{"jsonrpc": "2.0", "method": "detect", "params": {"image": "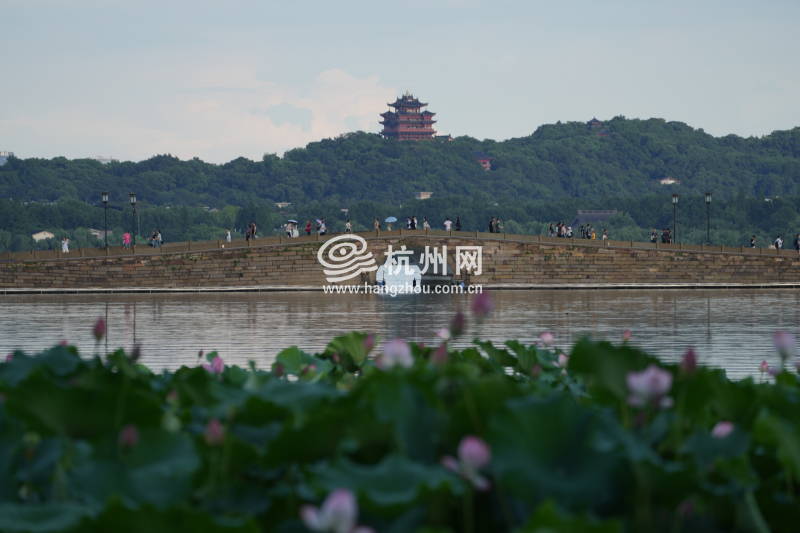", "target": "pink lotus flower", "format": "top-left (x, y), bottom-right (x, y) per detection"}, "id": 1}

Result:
top-left (300, 489), bottom-right (373, 533)
top-left (4, 353), bottom-right (12, 363)
top-left (681, 348), bottom-right (697, 373)
top-left (59, 340), bottom-right (68, 346)
top-left (272, 362), bottom-right (285, 377)
top-left (470, 291), bottom-right (493, 319)
top-left (557, 353), bottom-right (569, 368)
top-left (773, 331), bottom-right (796, 353)
top-left (377, 339), bottom-right (413, 369)
top-left (774, 331), bottom-right (796, 366)
top-left (436, 328), bottom-right (451, 341)
top-left (711, 421), bottom-right (734, 439)
top-left (442, 435), bottom-right (491, 491)
top-left (530, 364), bottom-right (542, 378)
top-left (93, 318), bottom-right (106, 341)
top-left (759, 360), bottom-right (769, 373)
top-left (118, 424), bottom-right (139, 448)
top-left (538, 331), bottom-right (555, 346)
top-left (450, 311), bottom-right (466, 336)
top-left (626, 365), bottom-right (673, 408)
top-left (204, 418), bottom-right (225, 446)
top-left (432, 342), bottom-right (449, 365)
top-left (362, 334), bottom-right (376, 354)
top-left (622, 329), bottom-right (632, 342)
top-left (203, 355), bottom-right (224, 374)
